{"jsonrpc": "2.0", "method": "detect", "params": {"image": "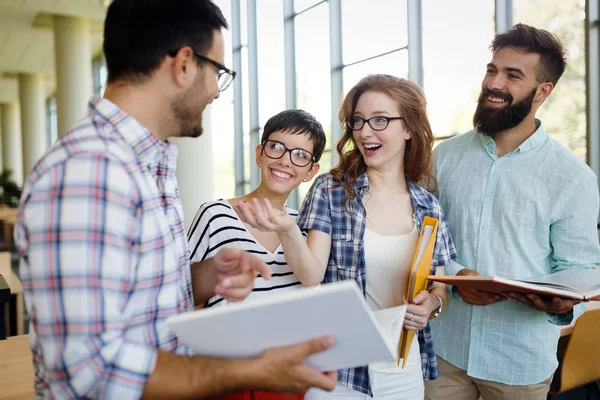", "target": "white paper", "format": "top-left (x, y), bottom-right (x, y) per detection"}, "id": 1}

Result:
top-left (166, 280), bottom-right (397, 371)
